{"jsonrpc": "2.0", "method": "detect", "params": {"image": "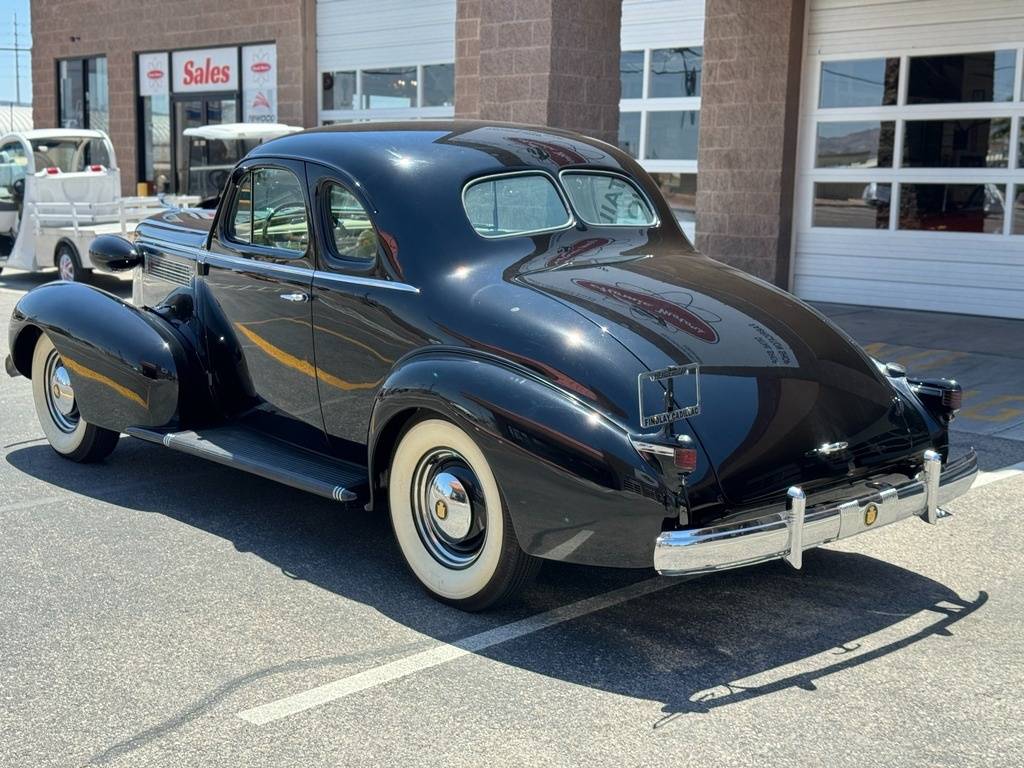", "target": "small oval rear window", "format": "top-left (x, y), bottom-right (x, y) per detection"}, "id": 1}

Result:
top-left (463, 173), bottom-right (572, 238)
top-left (560, 171), bottom-right (657, 226)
